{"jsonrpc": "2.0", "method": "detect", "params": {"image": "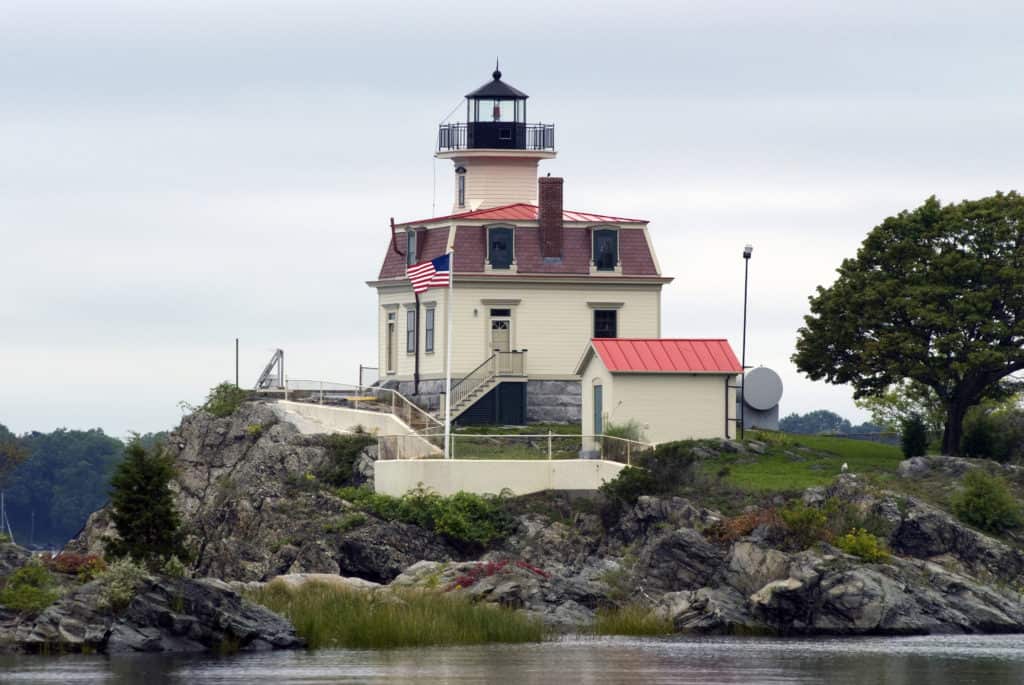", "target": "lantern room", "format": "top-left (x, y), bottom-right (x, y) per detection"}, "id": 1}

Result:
top-left (437, 67), bottom-right (555, 152)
